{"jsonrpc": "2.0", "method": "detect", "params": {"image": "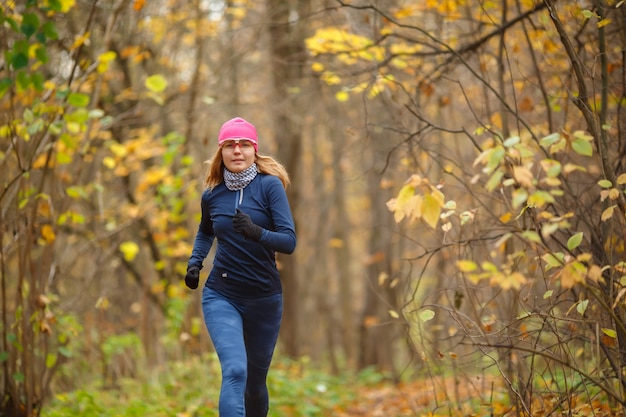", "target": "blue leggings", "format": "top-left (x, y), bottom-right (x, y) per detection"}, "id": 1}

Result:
top-left (201, 287), bottom-right (282, 417)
